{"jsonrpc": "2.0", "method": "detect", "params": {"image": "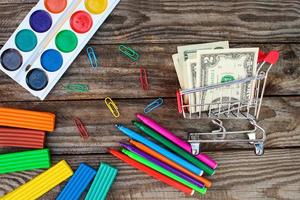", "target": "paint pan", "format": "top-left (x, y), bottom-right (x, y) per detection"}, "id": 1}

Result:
top-left (0, 0), bottom-right (120, 100)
